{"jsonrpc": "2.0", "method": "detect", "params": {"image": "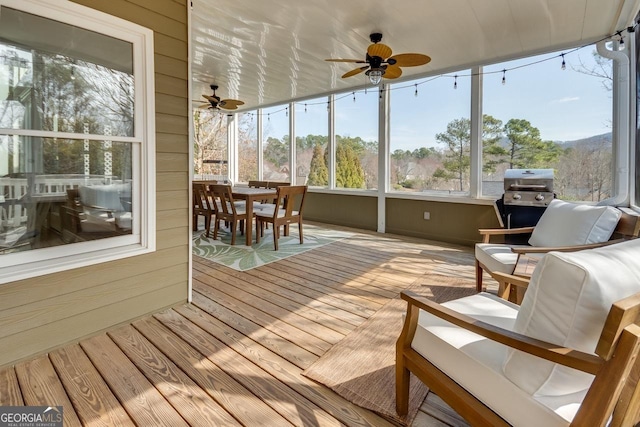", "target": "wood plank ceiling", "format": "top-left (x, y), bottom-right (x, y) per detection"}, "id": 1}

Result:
top-left (190, 0), bottom-right (640, 110)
